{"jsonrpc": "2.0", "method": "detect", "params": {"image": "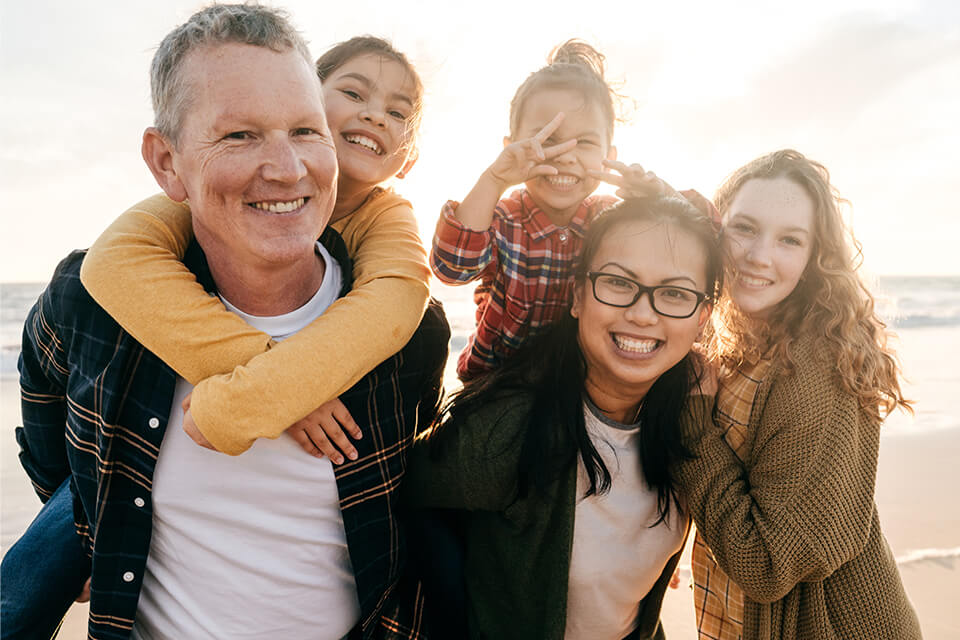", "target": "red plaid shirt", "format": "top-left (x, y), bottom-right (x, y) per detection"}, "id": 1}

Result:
top-left (431, 189), bottom-right (616, 379)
